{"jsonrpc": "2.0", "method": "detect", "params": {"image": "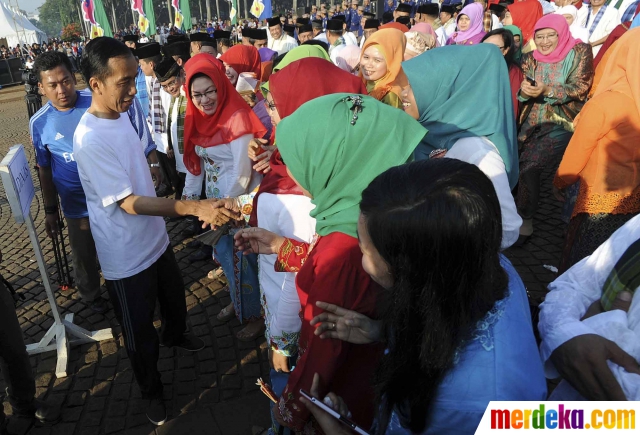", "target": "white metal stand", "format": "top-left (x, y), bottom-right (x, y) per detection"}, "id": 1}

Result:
top-left (1, 145), bottom-right (112, 379)
top-left (23, 213), bottom-right (113, 378)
